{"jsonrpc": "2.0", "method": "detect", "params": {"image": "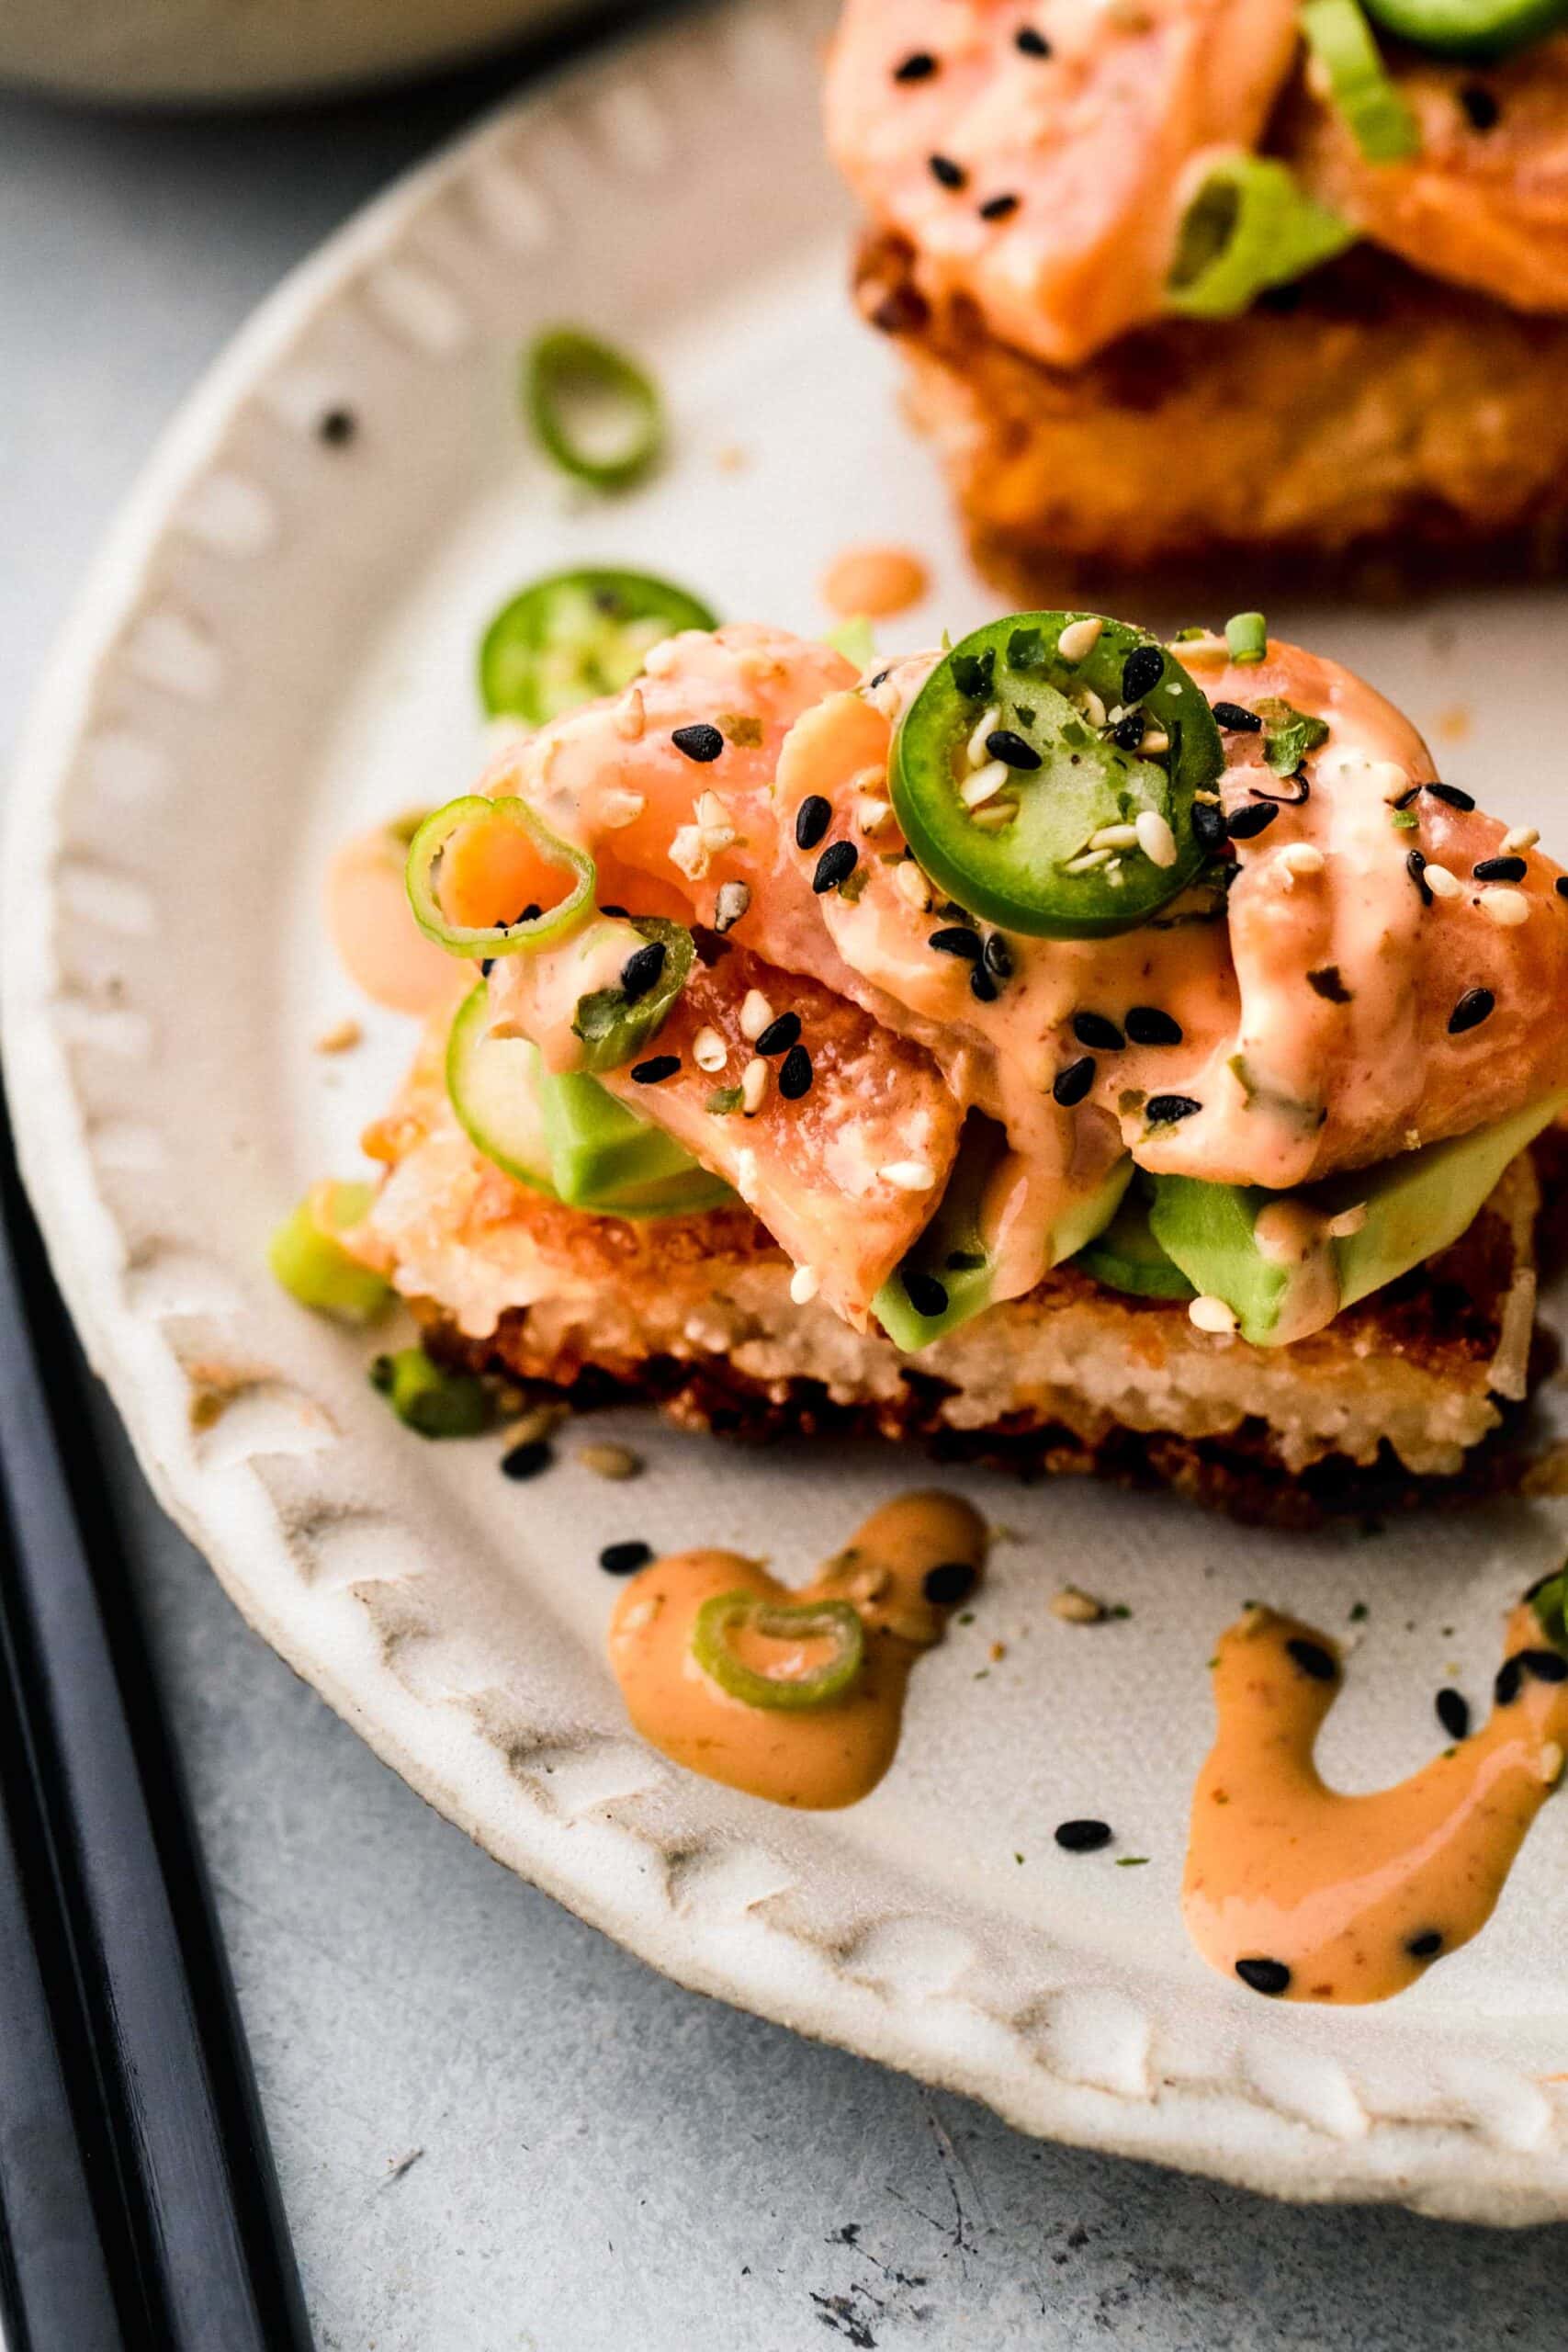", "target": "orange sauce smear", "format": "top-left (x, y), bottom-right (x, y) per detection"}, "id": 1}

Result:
top-left (819, 544), bottom-right (929, 621)
top-left (327, 821), bottom-right (458, 1016)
